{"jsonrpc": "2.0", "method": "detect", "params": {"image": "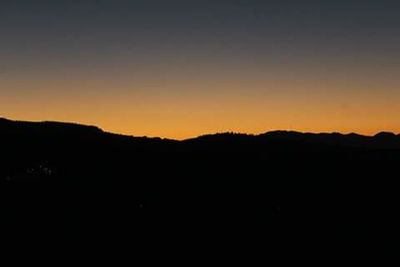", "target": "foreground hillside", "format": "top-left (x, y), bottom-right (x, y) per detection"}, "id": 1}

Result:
top-left (1, 118), bottom-right (398, 246)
